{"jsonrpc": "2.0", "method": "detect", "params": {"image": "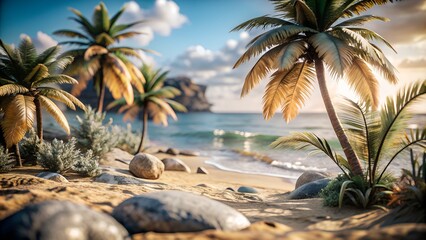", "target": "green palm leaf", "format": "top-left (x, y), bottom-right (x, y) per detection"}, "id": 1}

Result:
top-left (231, 15), bottom-right (295, 31)
top-left (334, 15), bottom-right (388, 27)
top-left (32, 74), bottom-right (78, 87)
